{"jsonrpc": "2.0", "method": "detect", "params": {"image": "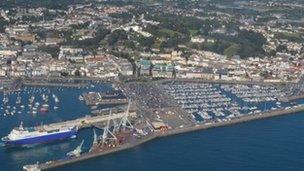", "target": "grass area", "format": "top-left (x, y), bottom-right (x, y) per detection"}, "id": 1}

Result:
top-left (158, 28), bottom-right (182, 38)
top-left (189, 29), bottom-right (199, 36)
top-left (276, 32), bottom-right (303, 43)
top-left (224, 44), bottom-right (240, 58)
top-left (203, 41), bottom-right (216, 48)
top-left (152, 39), bottom-right (163, 49)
